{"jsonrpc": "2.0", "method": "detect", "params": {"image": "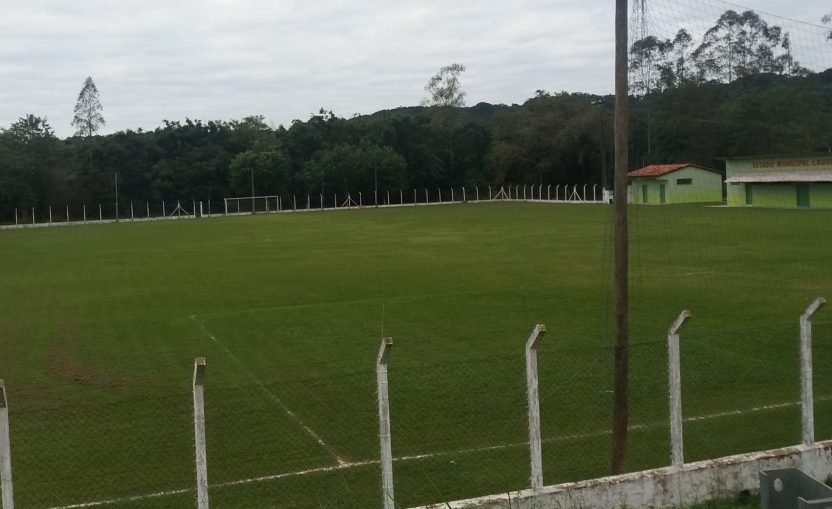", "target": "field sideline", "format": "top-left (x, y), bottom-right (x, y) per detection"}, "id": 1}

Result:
top-left (0, 202), bottom-right (830, 509)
